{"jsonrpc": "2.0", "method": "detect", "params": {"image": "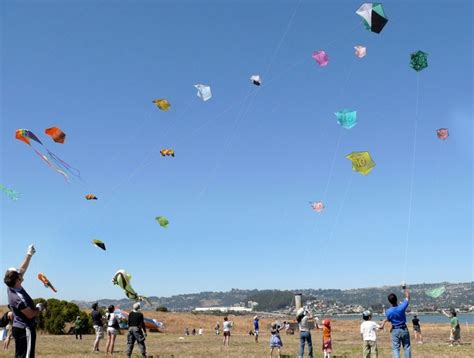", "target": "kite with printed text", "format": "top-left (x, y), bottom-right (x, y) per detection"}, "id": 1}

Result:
top-left (335, 110), bottom-right (358, 129)
top-left (15, 129), bottom-right (80, 181)
top-left (346, 151), bottom-right (375, 175)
